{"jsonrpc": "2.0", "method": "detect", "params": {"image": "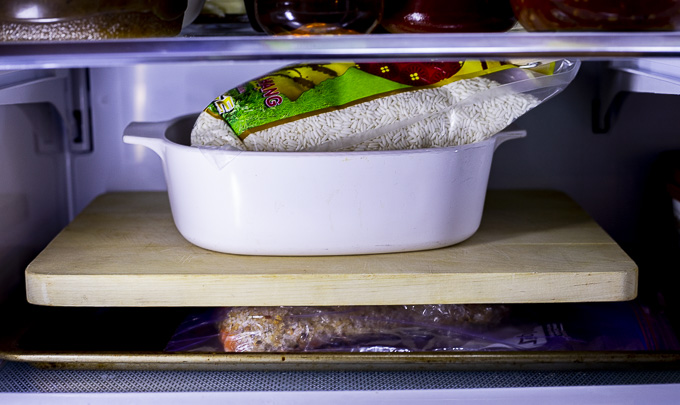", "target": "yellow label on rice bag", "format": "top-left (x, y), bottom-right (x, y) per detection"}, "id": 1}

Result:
top-left (203, 61), bottom-right (549, 140)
